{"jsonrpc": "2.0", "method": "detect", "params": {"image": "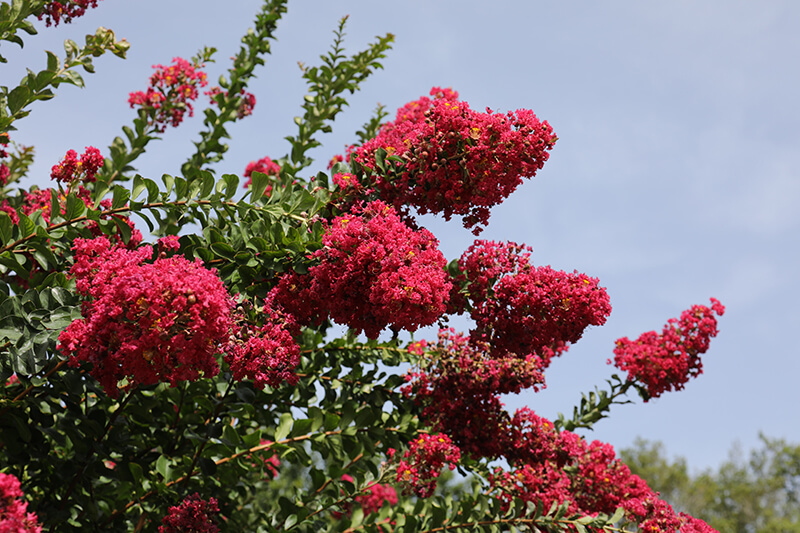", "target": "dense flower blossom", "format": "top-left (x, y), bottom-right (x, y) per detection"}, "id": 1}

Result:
top-left (392, 433), bottom-right (460, 498)
top-left (128, 57), bottom-right (208, 132)
top-left (456, 240), bottom-right (611, 369)
top-left (242, 156), bottom-right (280, 191)
top-left (0, 473), bottom-right (41, 533)
top-left (50, 147), bottom-right (104, 184)
top-left (159, 493), bottom-right (220, 533)
top-left (611, 299), bottom-right (725, 399)
top-left (353, 87), bottom-right (557, 232)
top-left (206, 87), bottom-right (256, 119)
top-left (404, 329), bottom-right (543, 458)
top-left (224, 304), bottom-right (301, 390)
top-left (37, 0), bottom-right (100, 26)
top-left (487, 411), bottom-right (719, 532)
top-left (271, 200), bottom-right (451, 338)
top-left (58, 236), bottom-right (233, 397)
